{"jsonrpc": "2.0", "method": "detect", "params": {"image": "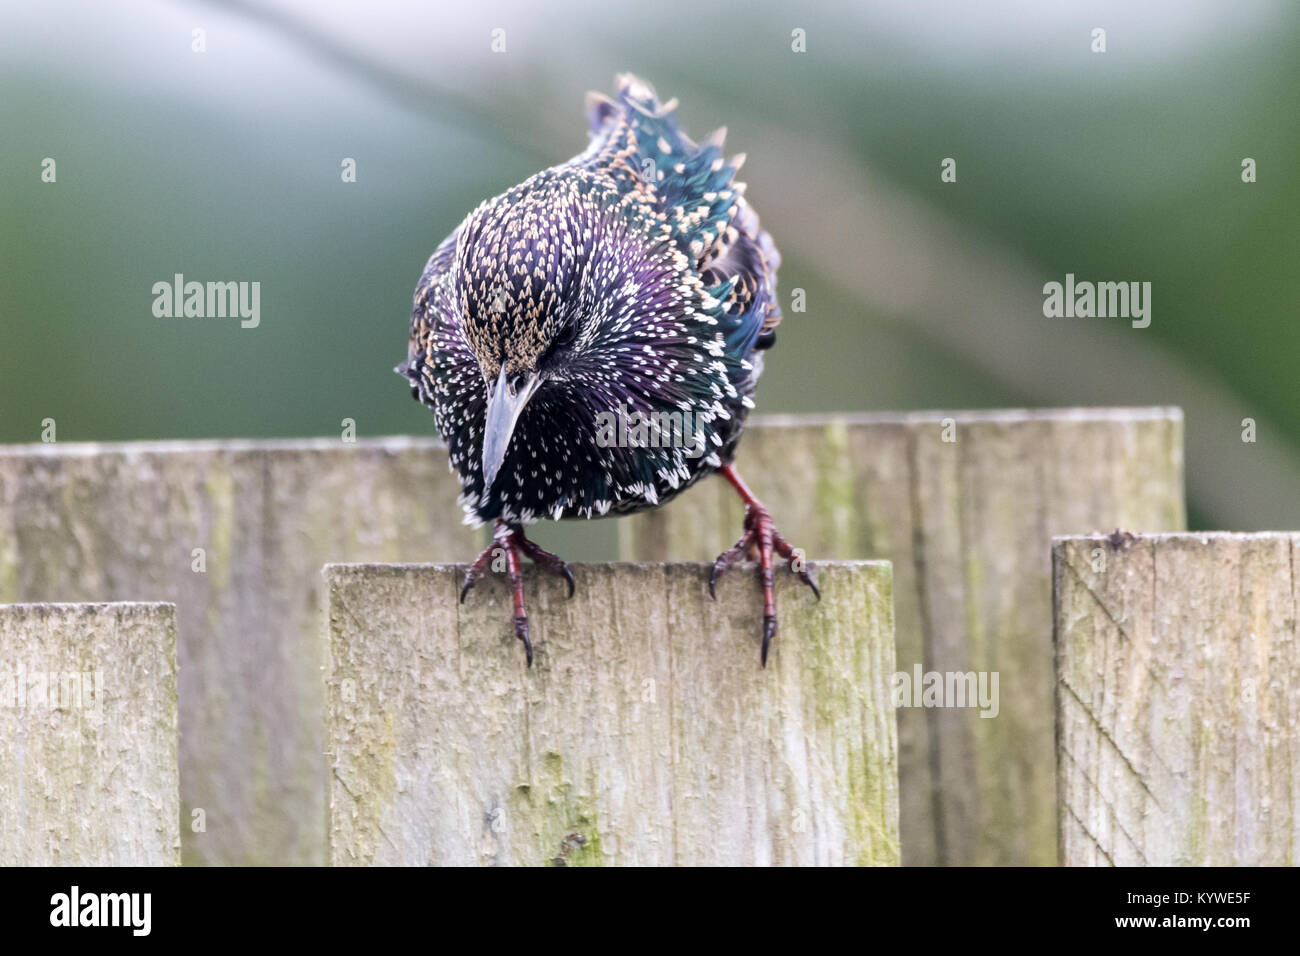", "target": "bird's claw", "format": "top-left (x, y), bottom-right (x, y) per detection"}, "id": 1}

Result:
top-left (709, 532), bottom-right (750, 600)
top-left (459, 520), bottom-right (575, 665)
top-left (459, 547), bottom-right (496, 603)
top-left (799, 571), bottom-right (821, 602)
top-left (762, 613), bottom-right (777, 667)
top-left (514, 614), bottom-right (533, 667)
top-left (709, 498), bottom-right (818, 666)
top-left (517, 535), bottom-right (575, 598)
